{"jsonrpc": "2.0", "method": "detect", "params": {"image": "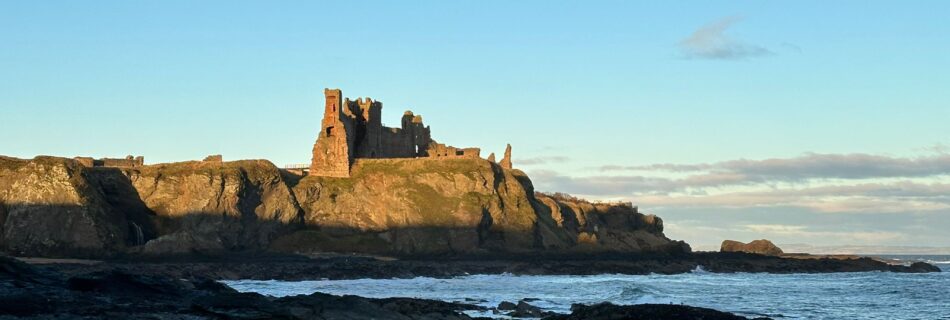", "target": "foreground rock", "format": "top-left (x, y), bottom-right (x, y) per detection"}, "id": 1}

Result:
top-left (494, 300), bottom-right (556, 318)
top-left (0, 255), bottom-right (480, 319)
top-left (547, 302), bottom-right (770, 320)
top-left (3, 255), bottom-right (784, 320)
top-left (721, 239), bottom-right (784, 256)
